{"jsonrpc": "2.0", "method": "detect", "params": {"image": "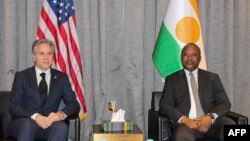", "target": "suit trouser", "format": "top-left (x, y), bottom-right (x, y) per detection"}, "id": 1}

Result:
top-left (7, 118), bottom-right (68, 141)
top-left (173, 116), bottom-right (236, 141)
